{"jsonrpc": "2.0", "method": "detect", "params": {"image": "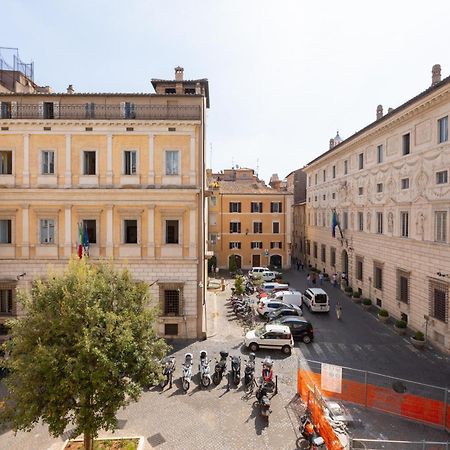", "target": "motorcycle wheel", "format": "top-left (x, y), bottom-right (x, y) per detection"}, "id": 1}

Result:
top-left (201, 376), bottom-right (211, 388)
top-left (182, 379), bottom-right (190, 392)
top-left (245, 381), bottom-right (254, 394)
top-left (295, 437), bottom-right (311, 450)
top-left (212, 372), bottom-right (221, 385)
